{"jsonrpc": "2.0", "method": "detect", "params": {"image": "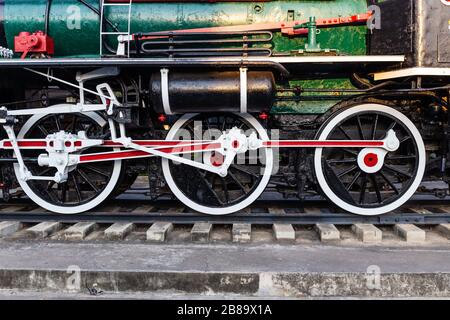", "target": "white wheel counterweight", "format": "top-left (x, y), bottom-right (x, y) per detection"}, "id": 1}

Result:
top-left (14, 111), bottom-right (122, 214)
top-left (314, 104), bottom-right (426, 216)
top-left (162, 113), bottom-right (274, 215)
